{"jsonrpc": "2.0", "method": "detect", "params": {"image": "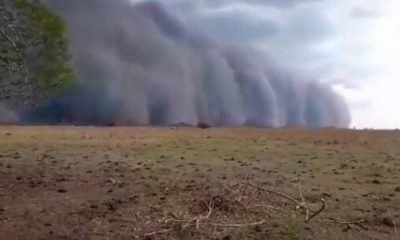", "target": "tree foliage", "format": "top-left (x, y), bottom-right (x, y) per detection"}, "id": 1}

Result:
top-left (12, 0), bottom-right (74, 97)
